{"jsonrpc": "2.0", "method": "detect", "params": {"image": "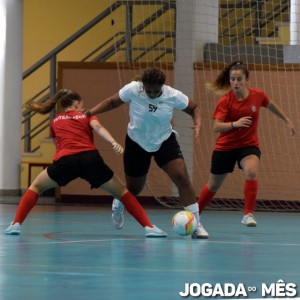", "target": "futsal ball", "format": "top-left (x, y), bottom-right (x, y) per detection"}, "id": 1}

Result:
top-left (172, 211), bottom-right (197, 236)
